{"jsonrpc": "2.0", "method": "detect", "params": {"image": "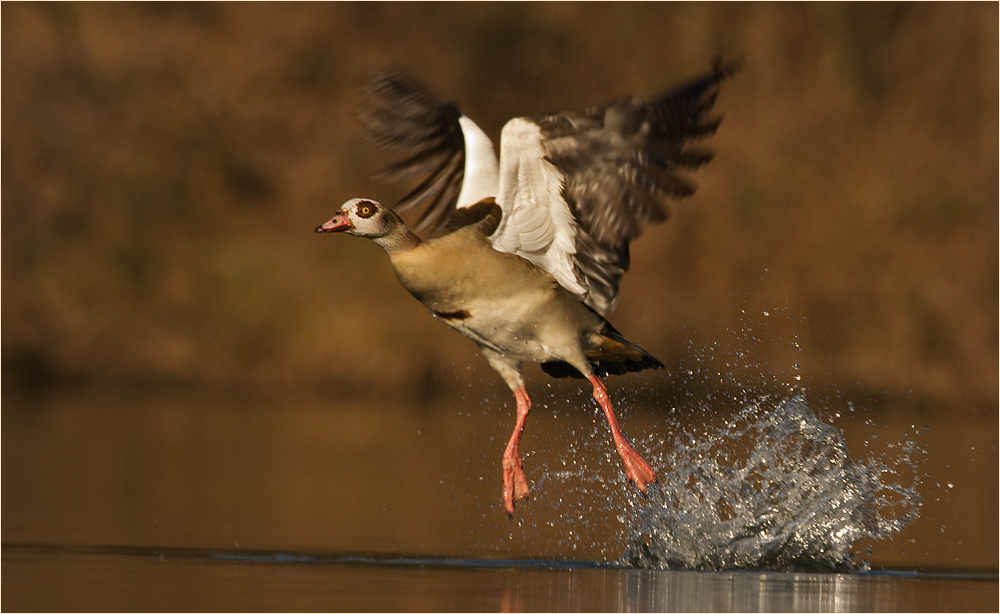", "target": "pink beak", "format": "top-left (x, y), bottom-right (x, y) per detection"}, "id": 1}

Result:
top-left (315, 212), bottom-right (352, 233)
